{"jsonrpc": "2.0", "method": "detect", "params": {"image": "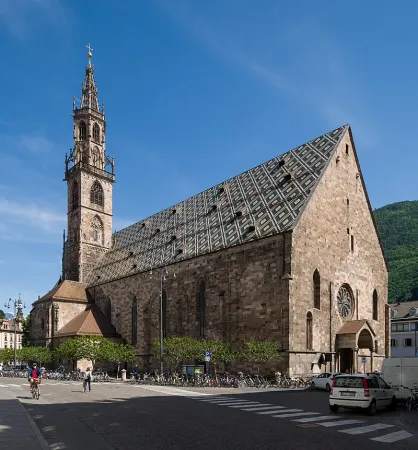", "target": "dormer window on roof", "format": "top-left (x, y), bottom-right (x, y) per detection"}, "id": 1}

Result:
top-left (218, 187), bottom-right (225, 194)
top-left (211, 204), bottom-right (218, 212)
top-left (408, 307), bottom-right (418, 317)
top-left (155, 228), bottom-right (161, 233)
top-left (247, 225), bottom-right (256, 233)
top-left (235, 211), bottom-right (243, 218)
top-left (284, 174), bottom-right (292, 182)
top-left (278, 159), bottom-right (285, 167)
top-left (171, 235), bottom-right (177, 241)
top-left (172, 209), bottom-right (176, 215)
